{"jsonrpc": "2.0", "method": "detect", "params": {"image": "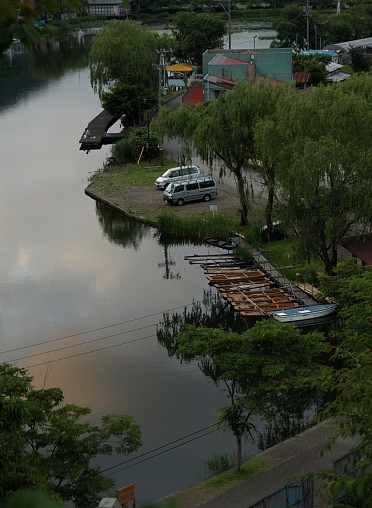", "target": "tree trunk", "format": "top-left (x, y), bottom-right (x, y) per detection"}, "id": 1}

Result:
top-left (234, 167), bottom-right (249, 226)
top-left (265, 186), bottom-right (275, 241)
top-left (236, 435), bottom-right (243, 473)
